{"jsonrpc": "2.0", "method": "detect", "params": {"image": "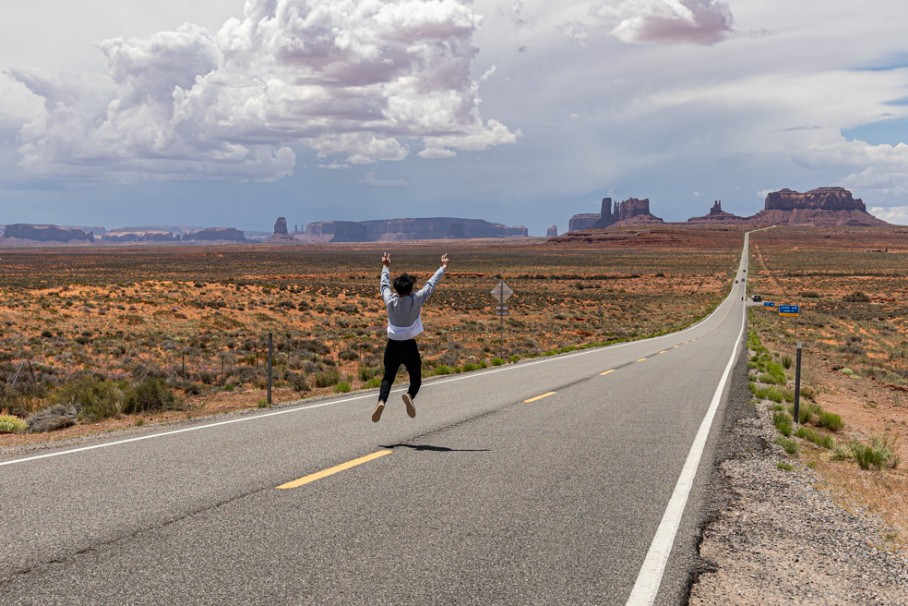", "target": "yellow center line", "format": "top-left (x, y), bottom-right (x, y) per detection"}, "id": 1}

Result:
top-left (658, 350), bottom-right (668, 354)
top-left (277, 449), bottom-right (393, 490)
top-left (637, 358), bottom-right (648, 363)
top-left (523, 391), bottom-right (557, 403)
top-left (600, 369), bottom-right (616, 376)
